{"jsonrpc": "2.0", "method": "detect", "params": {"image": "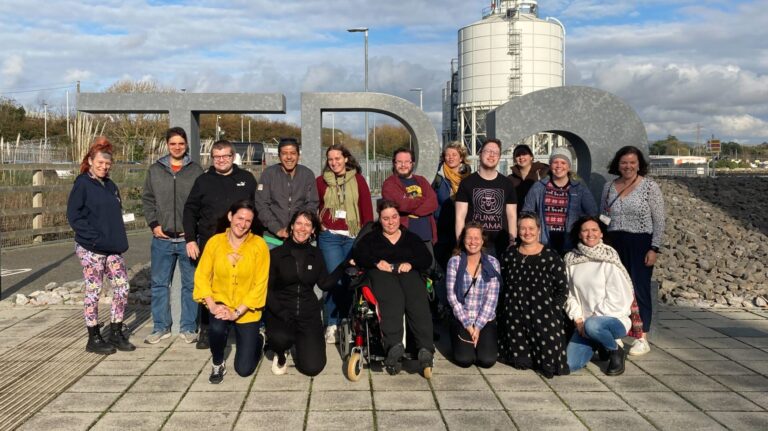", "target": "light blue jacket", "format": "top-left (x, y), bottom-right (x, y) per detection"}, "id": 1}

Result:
top-left (522, 177), bottom-right (598, 251)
